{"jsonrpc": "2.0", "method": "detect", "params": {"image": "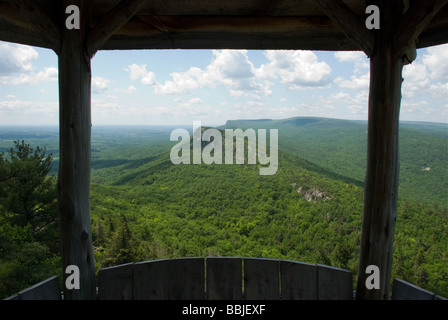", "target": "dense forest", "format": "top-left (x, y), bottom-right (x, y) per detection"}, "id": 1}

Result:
top-left (0, 117), bottom-right (447, 298)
